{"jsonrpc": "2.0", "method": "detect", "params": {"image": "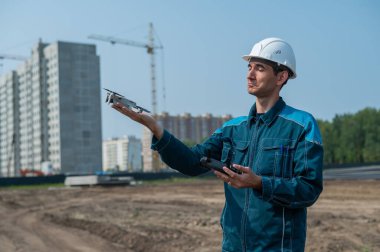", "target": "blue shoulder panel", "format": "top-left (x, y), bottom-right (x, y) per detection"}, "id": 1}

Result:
top-left (214, 116), bottom-right (248, 134)
top-left (279, 106), bottom-right (323, 145)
